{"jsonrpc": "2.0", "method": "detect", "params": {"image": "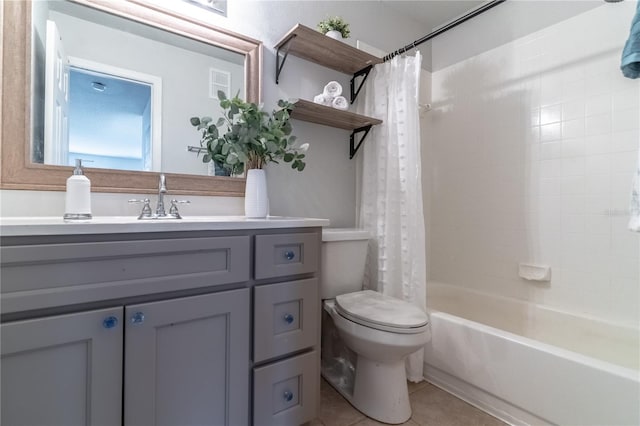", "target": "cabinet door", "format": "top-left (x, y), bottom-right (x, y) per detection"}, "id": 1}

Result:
top-left (124, 288), bottom-right (250, 426)
top-left (1, 307), bottom-right (123, 426)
